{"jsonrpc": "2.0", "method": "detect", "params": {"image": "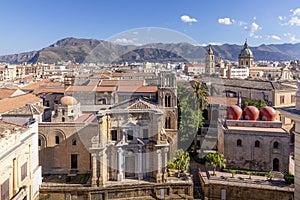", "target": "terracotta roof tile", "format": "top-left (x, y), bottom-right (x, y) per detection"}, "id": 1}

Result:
top-left (95, 86), bottom-right (116, 92)
top-left (207, 96), bottom-right (238, 107)
top-left (100, 80), bottom-right (144, 87)
top-left (117, 85), bottom-right (157, 93)
top-left (0, 88), bottom-right (18, 99)
top-left (20, 79), bottom-right (62, 91)
top-left (65, 86), bottom-right (96, 92)
top-left (33, 87), bottom-right (65, 94)
top-left (0, 94), bottom-right (42, 114)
